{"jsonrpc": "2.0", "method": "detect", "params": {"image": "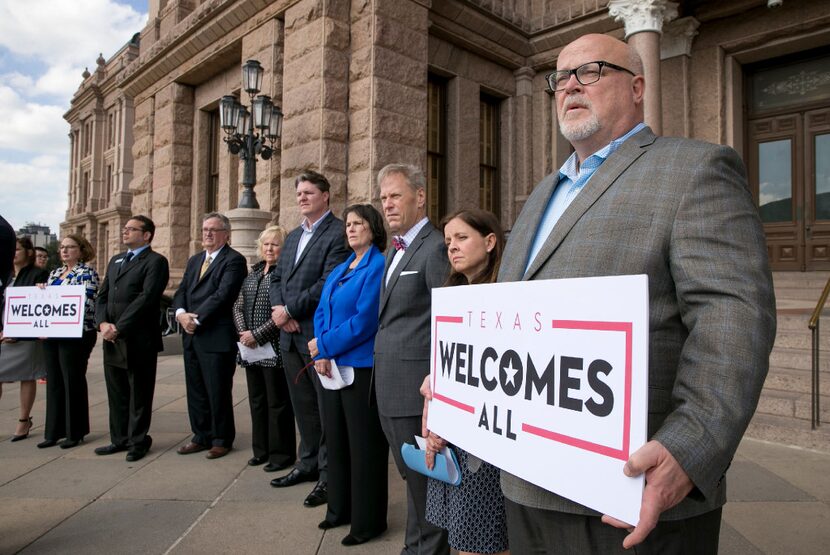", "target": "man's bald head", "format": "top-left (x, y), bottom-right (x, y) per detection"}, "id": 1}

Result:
top-left (554, 34), bottom-right (645, 160)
